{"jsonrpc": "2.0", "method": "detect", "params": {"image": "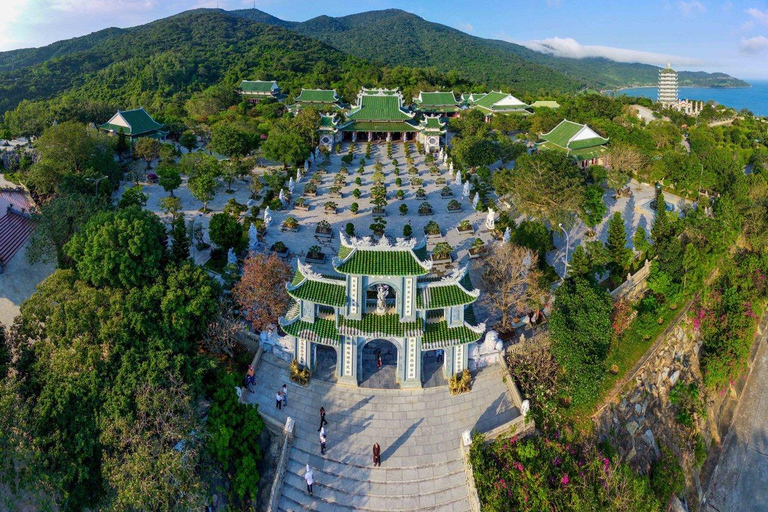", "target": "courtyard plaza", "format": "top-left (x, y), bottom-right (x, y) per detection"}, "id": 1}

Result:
top-left (244, 351), bottom-right (520, 511)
